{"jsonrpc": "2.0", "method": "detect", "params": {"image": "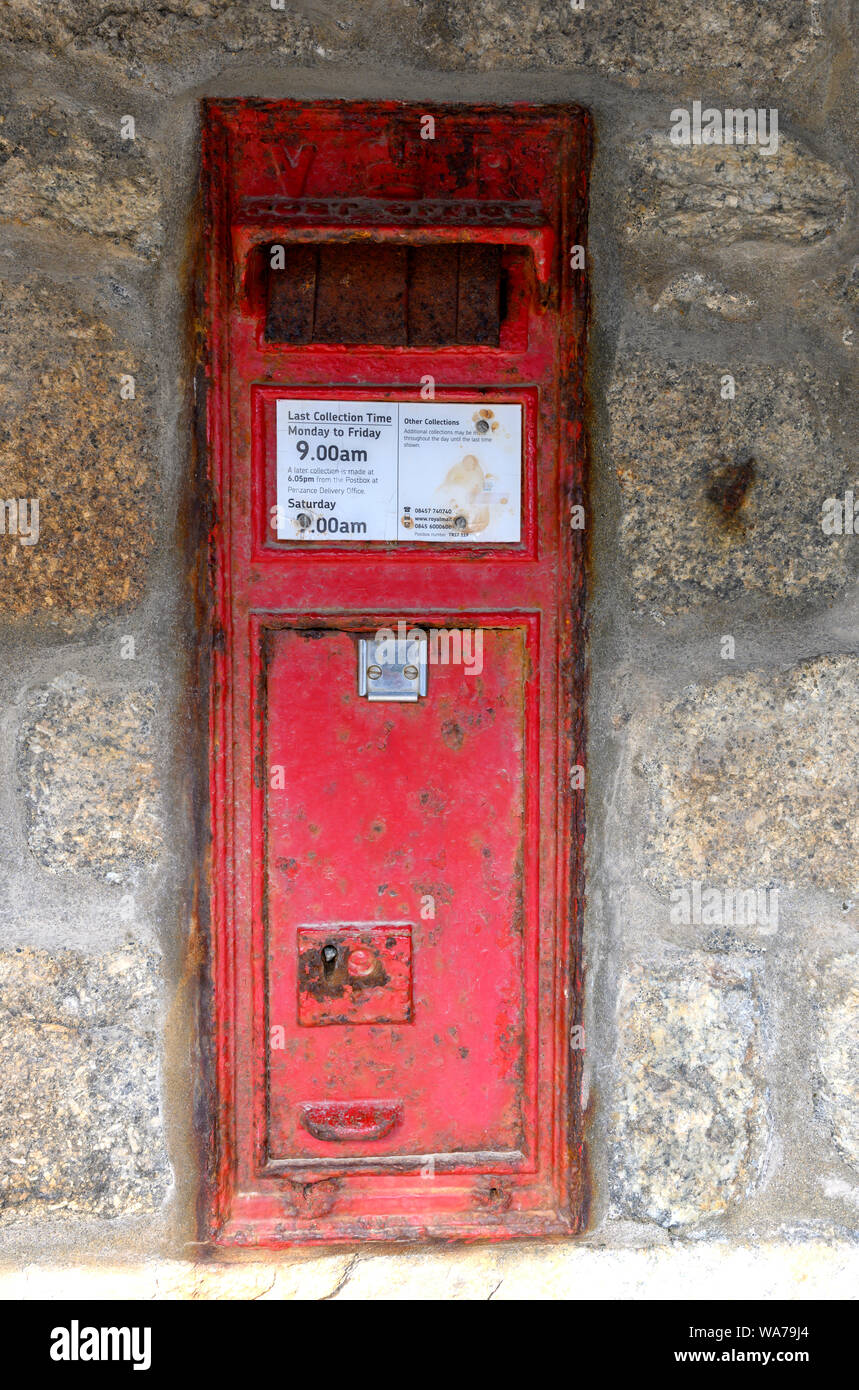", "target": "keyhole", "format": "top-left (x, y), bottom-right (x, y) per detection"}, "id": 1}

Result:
top-left (321, 944), bottom-right (338, 976)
